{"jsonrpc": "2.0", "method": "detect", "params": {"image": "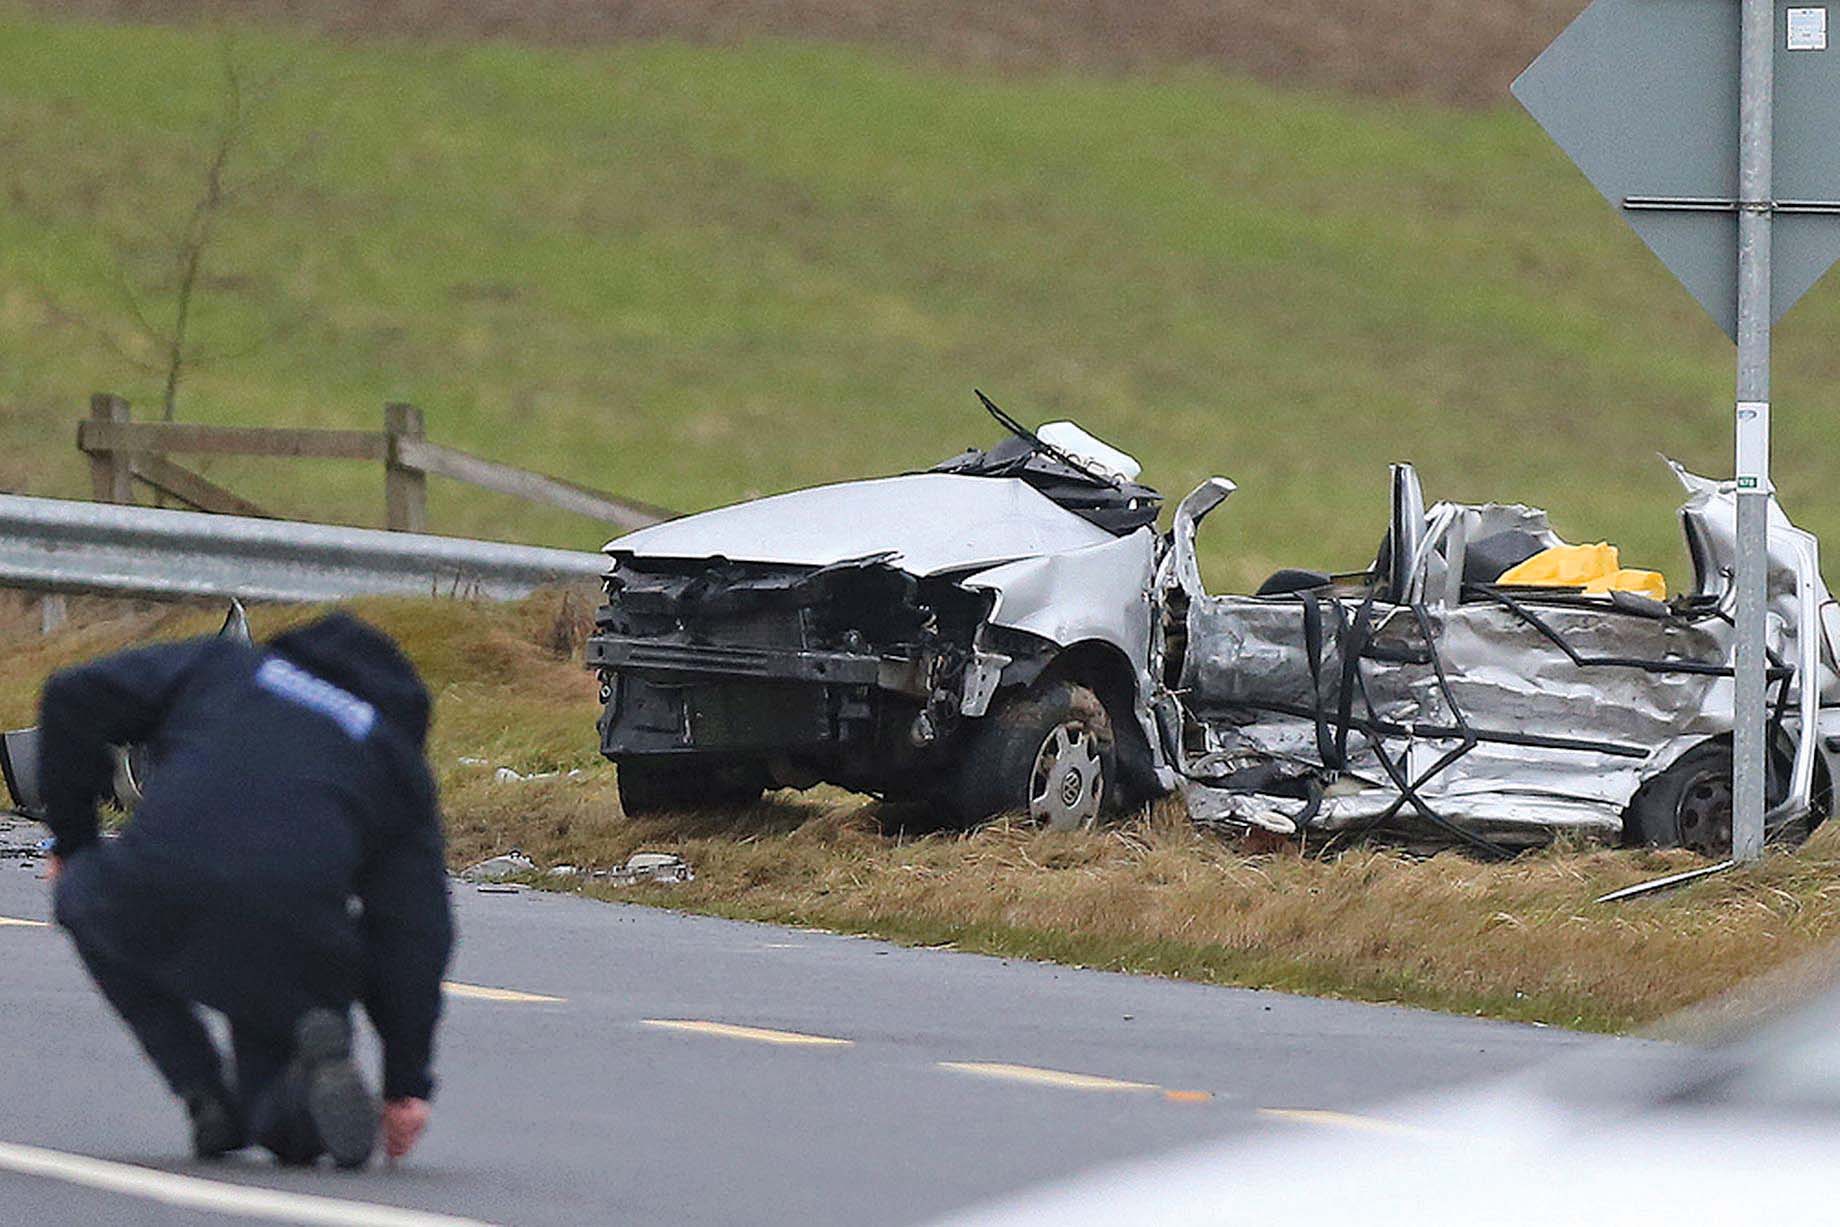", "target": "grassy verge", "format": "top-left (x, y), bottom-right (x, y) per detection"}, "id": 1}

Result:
top-left (7, 592), bottom-right (1840, 1034)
